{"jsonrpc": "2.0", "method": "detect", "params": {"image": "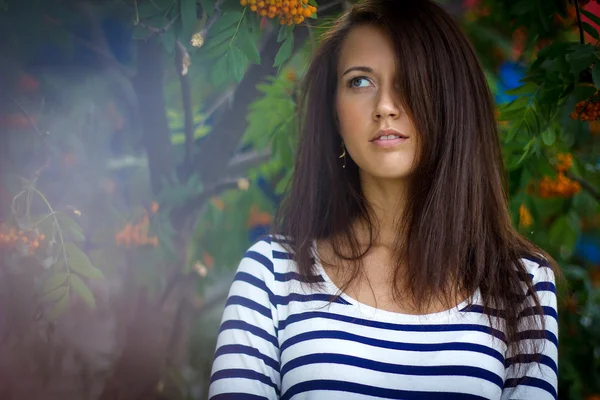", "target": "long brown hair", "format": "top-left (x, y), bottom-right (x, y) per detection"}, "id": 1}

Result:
top-left (275, 0), bottom-right (558, 363)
